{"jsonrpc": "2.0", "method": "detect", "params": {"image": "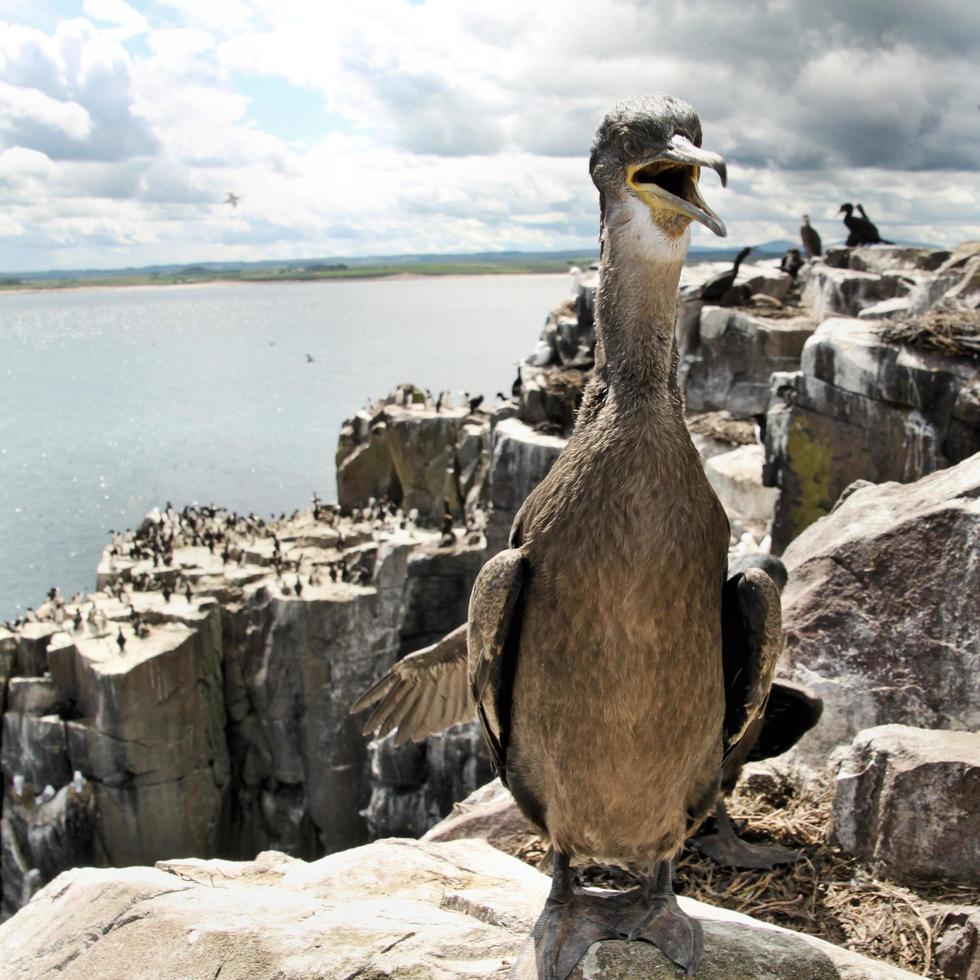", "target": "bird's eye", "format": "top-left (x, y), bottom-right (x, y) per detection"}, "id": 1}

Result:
top-left (622, 136), bottom-right (638, 158)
